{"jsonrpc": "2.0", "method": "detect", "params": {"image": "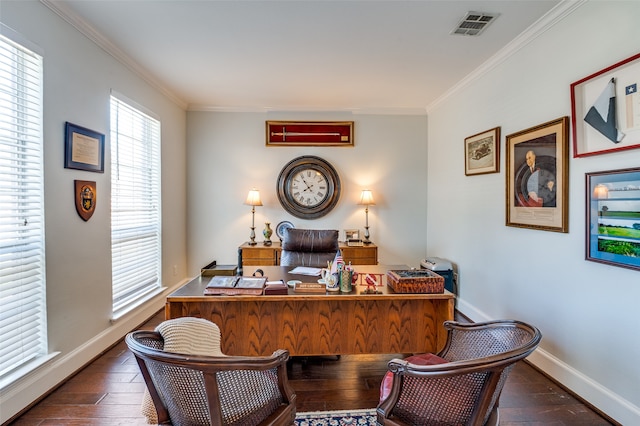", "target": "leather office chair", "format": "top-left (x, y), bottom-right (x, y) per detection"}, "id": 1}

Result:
top-left (126, 317), bottom-right (296, 426)
top-left (377, 319), bottom-right (542, 426)
top-left (280, 228), bottom-right (339, 267)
